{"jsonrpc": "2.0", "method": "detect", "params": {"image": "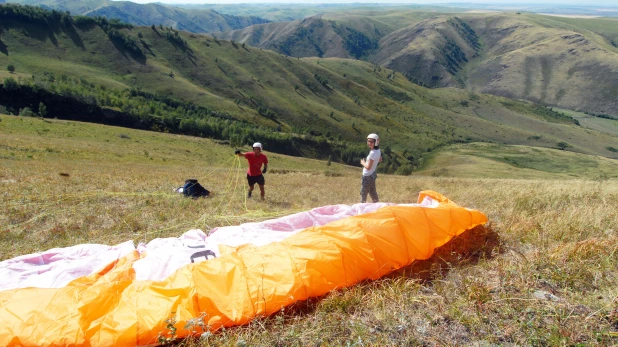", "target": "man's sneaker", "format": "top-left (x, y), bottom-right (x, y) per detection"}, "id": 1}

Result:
top-left (247, 191), bottom-right (252, 198)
